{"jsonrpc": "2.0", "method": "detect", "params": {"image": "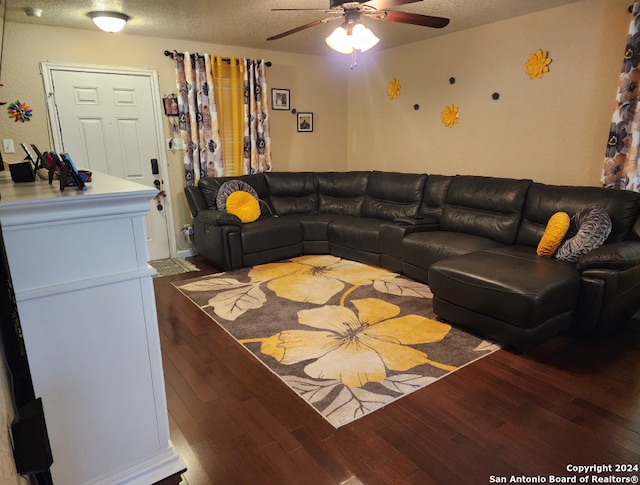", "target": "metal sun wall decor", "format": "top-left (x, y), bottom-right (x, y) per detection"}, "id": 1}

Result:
top-left (8, 100), bottom-right (32, 122)
top-left (387, 78), bottom-right (401, 100)
top-left (441, 104), bottom-right (460, 128)
top-left (381, 45), bottom-right (551, 129)
top-left (526, 49), bottom-right (552, 79)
